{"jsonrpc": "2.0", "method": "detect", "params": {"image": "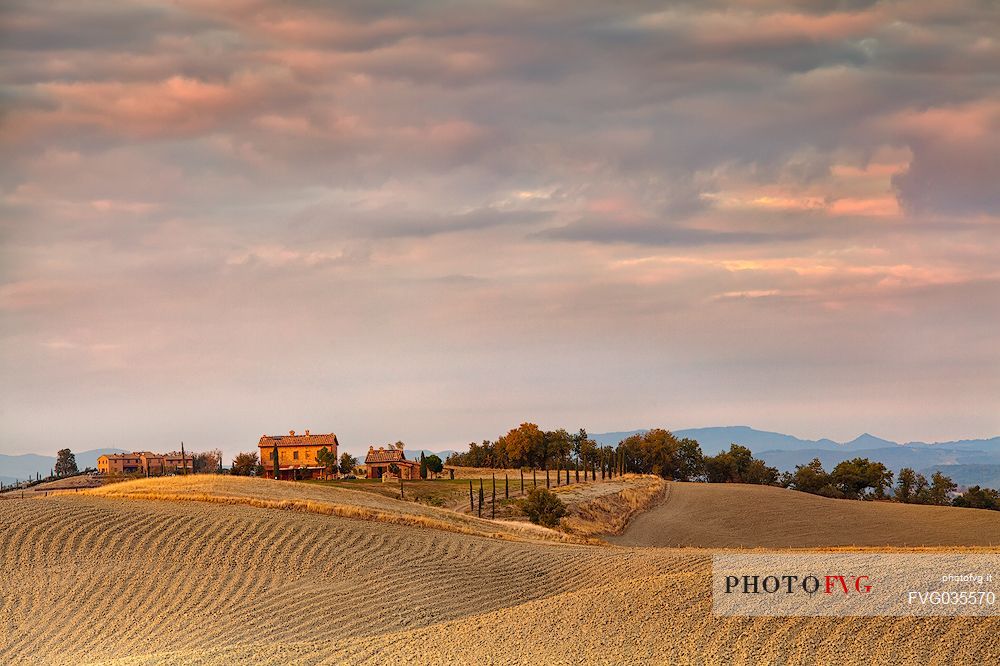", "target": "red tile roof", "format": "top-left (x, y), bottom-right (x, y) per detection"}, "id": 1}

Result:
top-left (365, 447), bottom-right (408, 464)
top-left (259, 432), bottom-right (338, 448)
